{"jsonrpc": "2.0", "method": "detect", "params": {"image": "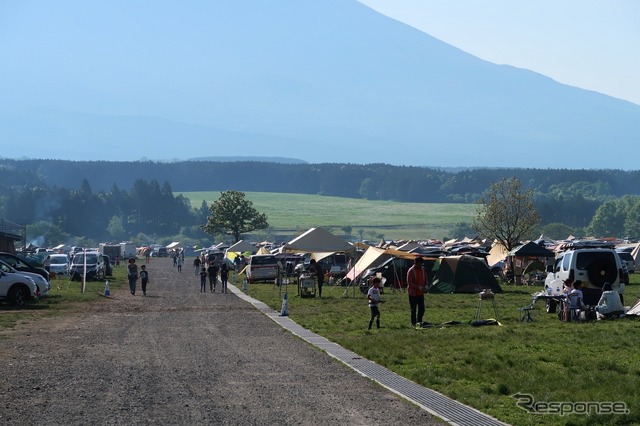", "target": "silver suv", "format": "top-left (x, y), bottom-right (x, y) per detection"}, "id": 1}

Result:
top-left (545, 244), bottom-right (628, 306)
